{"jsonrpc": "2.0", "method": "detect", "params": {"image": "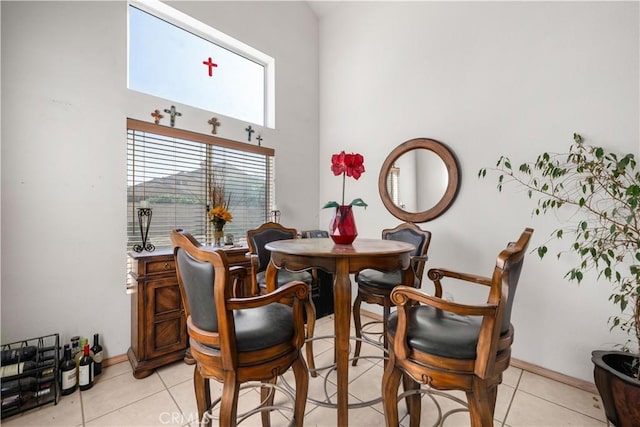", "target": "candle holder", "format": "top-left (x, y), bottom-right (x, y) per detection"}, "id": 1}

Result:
top-left (133, 208), bottom-right (155, 252)
top-left (270, 209), bottom-right (281, 224)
